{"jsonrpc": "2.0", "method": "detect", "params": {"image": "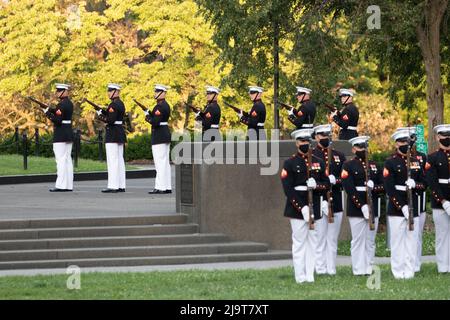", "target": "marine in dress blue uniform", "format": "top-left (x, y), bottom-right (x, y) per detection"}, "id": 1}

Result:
top-left (280, 128), bottom-right (330, 283)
